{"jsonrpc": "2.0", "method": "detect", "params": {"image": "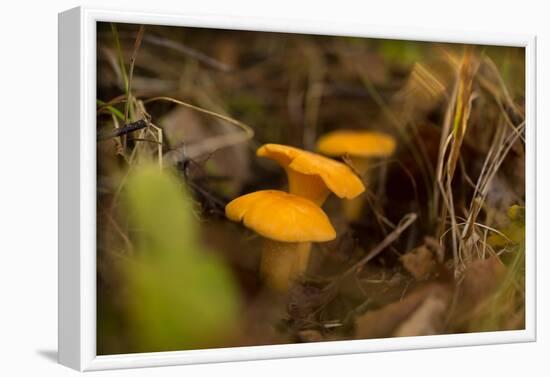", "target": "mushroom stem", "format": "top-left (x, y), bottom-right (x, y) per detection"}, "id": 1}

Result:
top-left (344, 157), bottom-right (369, 220)
top-left (260, 240), bottom-right (312, 292)
top-left (286, 169), bottom-right (330, 206)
